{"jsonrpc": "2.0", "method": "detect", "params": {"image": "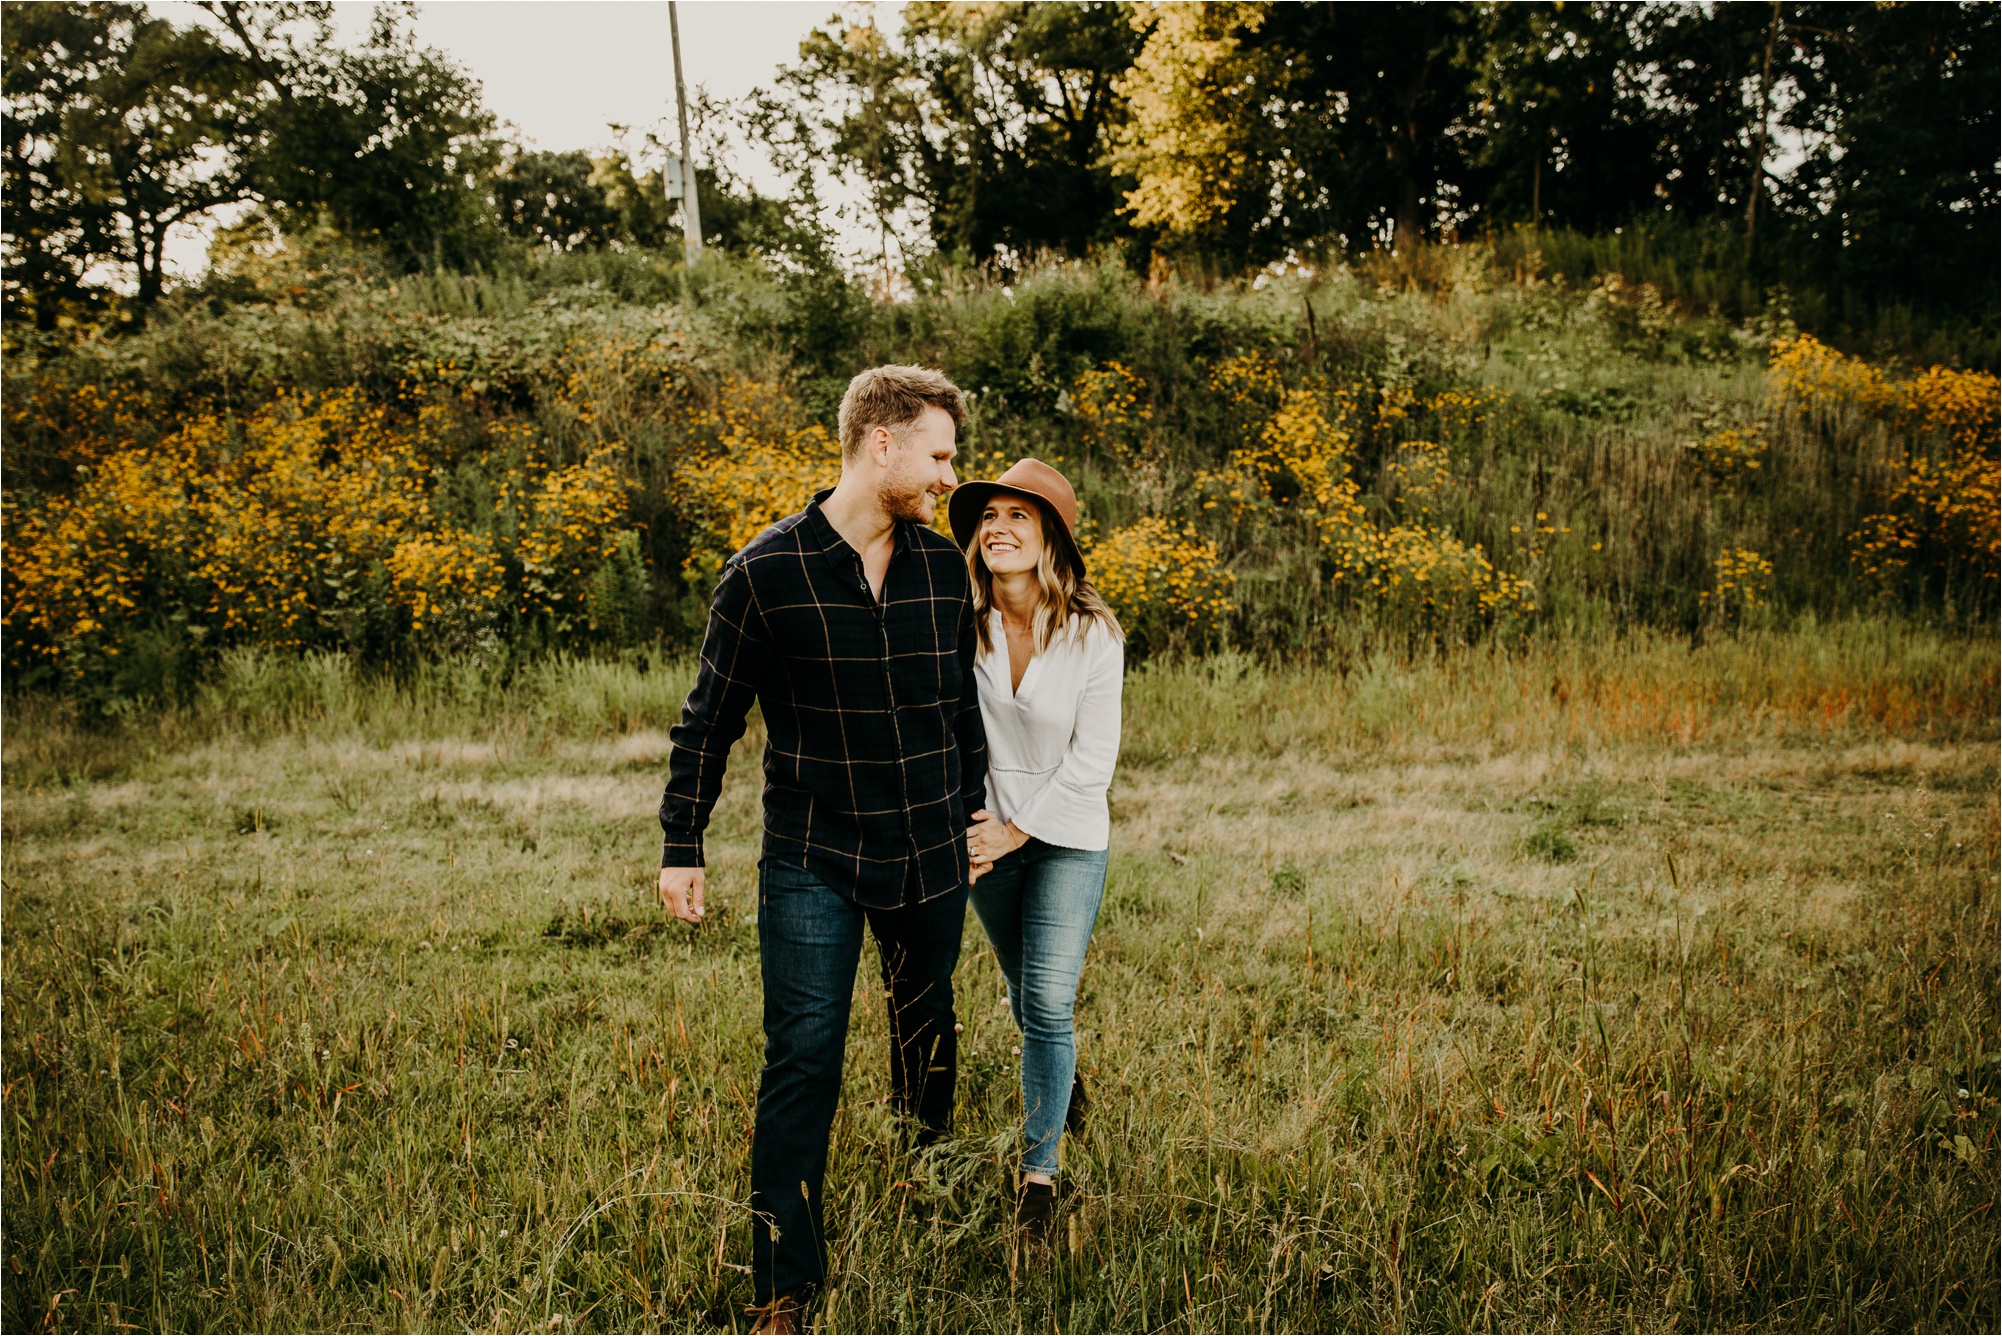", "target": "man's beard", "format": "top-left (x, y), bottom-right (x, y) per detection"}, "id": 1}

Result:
top-left (880, 476), bottom-right (938, 524)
